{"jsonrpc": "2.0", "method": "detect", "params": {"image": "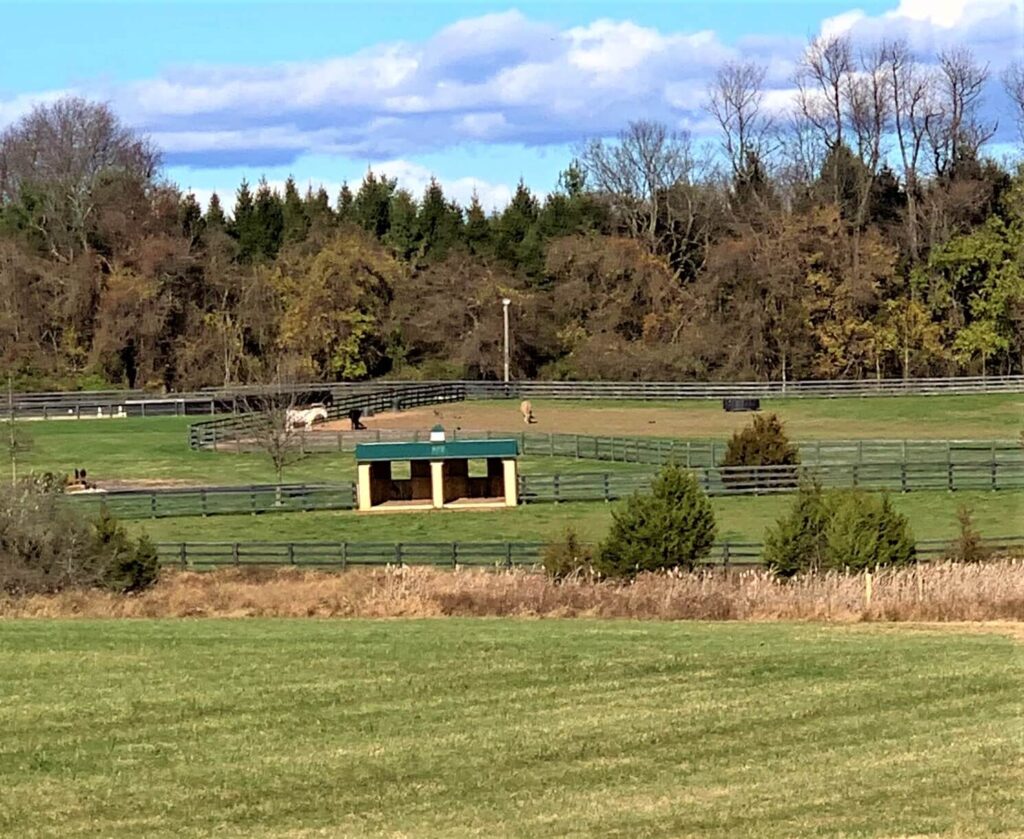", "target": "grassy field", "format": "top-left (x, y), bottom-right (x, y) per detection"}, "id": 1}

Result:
top-left (125, 489), bottom-right (1024, 544)
top-left (14, 392), bottom-right (1023, 487)
top-left (0, 620), bottom-right (1020, 838)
